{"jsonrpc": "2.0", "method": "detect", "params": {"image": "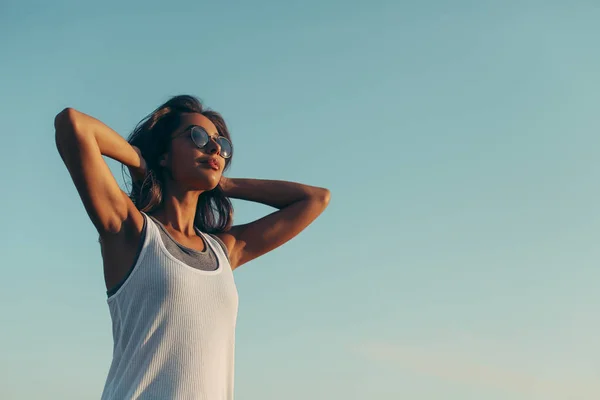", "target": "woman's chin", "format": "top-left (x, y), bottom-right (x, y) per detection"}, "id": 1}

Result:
top-left (193, 172), bottom-right (221, 191)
